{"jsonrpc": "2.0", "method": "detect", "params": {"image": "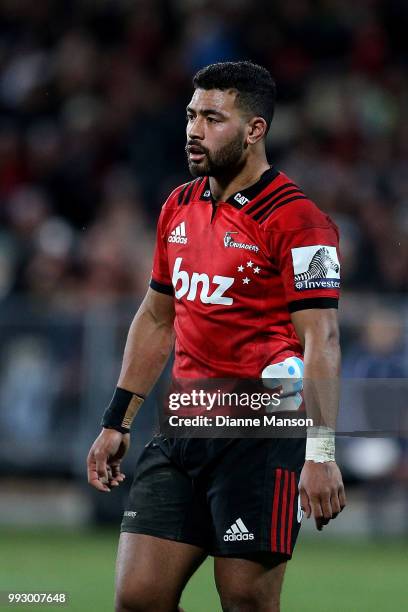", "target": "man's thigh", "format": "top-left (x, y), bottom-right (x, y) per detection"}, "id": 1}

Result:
top-left (214, 553), bottom-right (287, 612)
top-left (208, 438), bottom-right (305, 557)
top-left (121, 438), bottom-right (212, 548)
top-left (115, 533), bottom-right (206, 612)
